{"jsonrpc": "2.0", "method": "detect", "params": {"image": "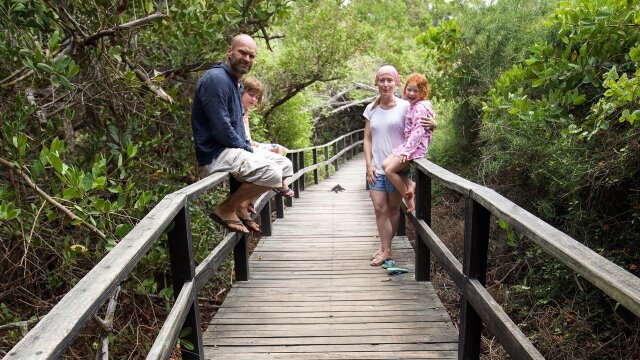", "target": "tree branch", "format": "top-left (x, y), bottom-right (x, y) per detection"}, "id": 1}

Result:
top-left (0, 157), bottom-right (107, 240)
top-left (263, 76), bottom-right (340, 120)
top-left (94, 287), bottom-right (120, 360)
top-left (25, 88), bottom-right (49, 127)
top-left (123, 54), bottom-right (174, 103)
top-left (84, 13), bottom-right (166, 46)
top-left (0, 318), bottom-right (40, 336)
top-left (1, 42), bottom-right (73, 89)
top-left (328, 96), bottom-right (375, 115)
top-left (159, 62), bottom-right (216, 80)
